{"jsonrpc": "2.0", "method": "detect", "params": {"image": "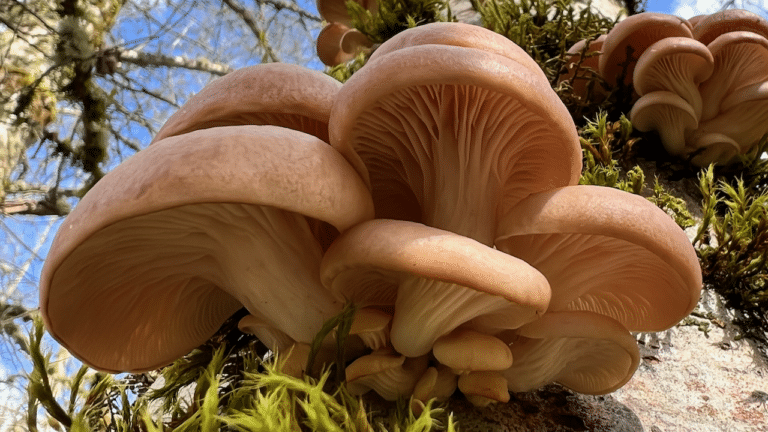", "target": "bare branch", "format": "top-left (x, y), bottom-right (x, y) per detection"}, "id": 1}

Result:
top-left (221, 0), bottom-right (282, 62)
top-left (116, 49), bottom-right (233, 76)
top-left (256, 0), bottom-right (322, 22)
